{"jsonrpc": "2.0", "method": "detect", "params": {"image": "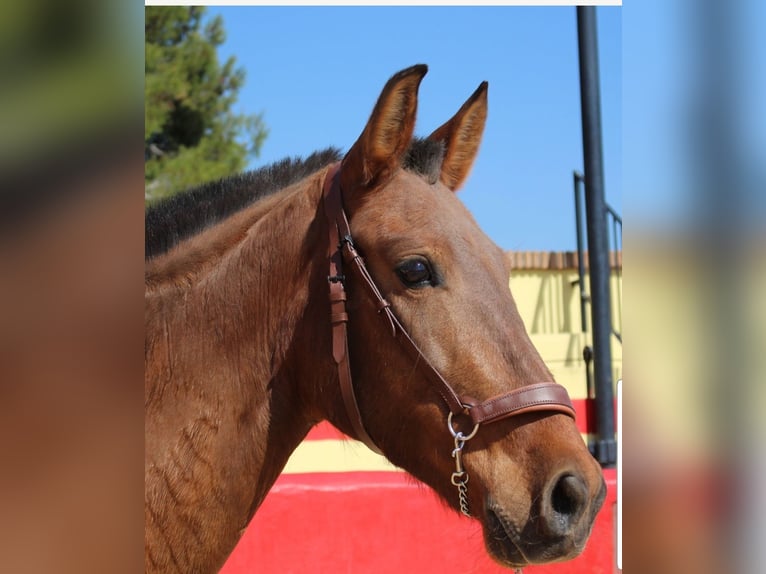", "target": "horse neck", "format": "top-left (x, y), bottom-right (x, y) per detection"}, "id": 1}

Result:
top-left (145, 169), bottom-right (335, 573)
